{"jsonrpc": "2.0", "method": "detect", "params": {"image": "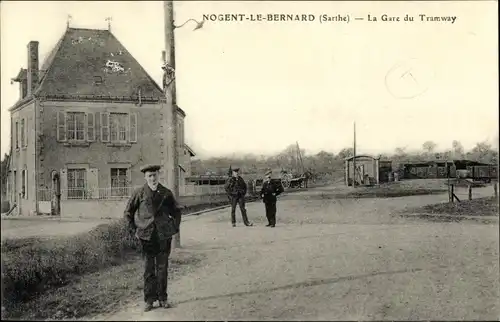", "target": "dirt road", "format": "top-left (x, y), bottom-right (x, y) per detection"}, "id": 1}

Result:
top-left (95, 185), bottom-right (499, 321)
